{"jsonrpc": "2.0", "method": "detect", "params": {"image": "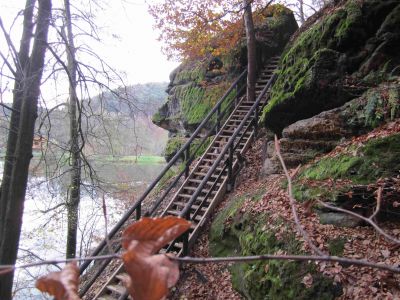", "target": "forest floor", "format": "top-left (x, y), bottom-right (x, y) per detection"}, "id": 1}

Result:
top-left (169, 124), bottom-right (400, 299)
